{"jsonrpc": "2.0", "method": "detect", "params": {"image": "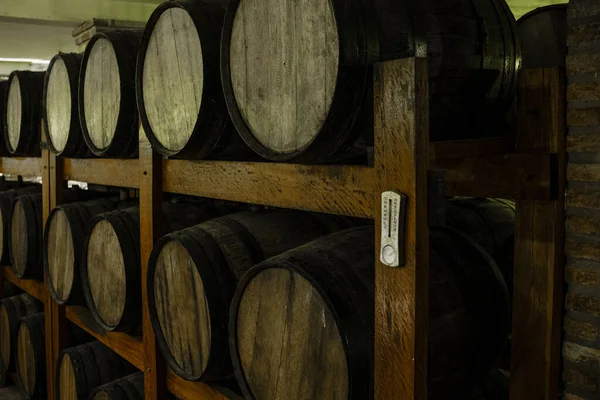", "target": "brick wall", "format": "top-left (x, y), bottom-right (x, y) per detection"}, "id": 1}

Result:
top-left (564, 0), bottom-right (600, 398)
